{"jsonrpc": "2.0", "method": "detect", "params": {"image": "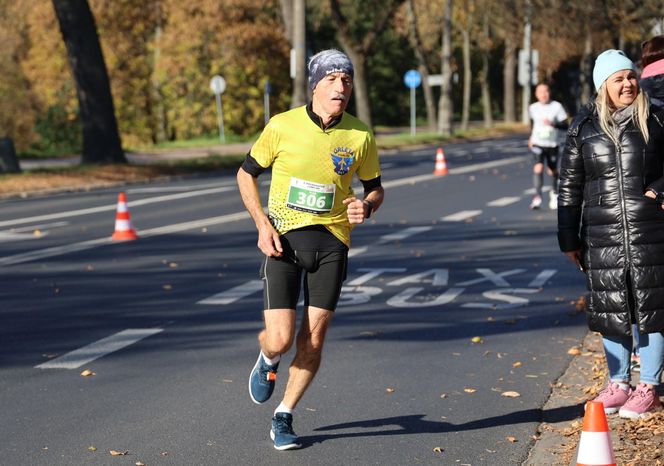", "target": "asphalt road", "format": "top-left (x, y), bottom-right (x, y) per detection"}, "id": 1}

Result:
top-left (0, 135), bottom-right (589, 465)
